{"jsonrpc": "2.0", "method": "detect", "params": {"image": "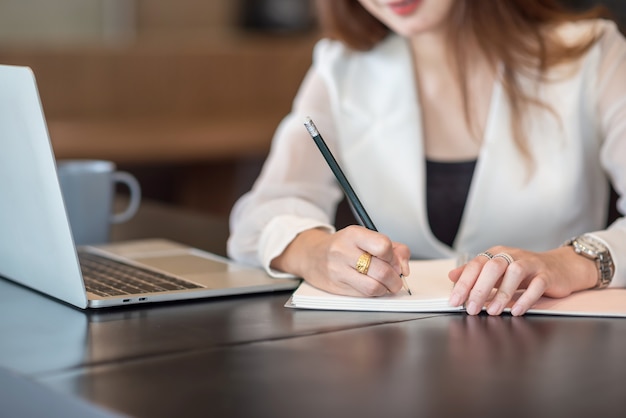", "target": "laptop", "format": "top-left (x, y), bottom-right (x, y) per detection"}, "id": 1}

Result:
top-left (0, 64), bottom-right (299, 309)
